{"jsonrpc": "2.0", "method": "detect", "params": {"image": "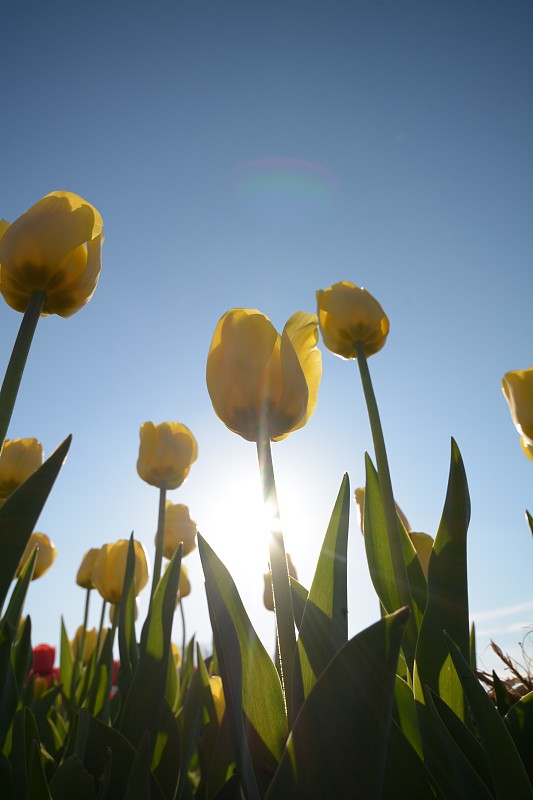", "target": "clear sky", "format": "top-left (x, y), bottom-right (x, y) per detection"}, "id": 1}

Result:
top-left (1, 0), bottom-right (531, 674)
